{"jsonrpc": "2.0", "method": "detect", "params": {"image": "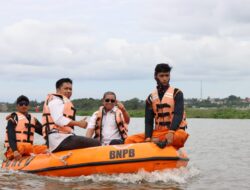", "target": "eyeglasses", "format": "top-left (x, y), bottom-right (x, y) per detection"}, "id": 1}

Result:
top-left (105, 99), bottom-right (116, 103)
top-left (18, 102), bottom-right (29, 106)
